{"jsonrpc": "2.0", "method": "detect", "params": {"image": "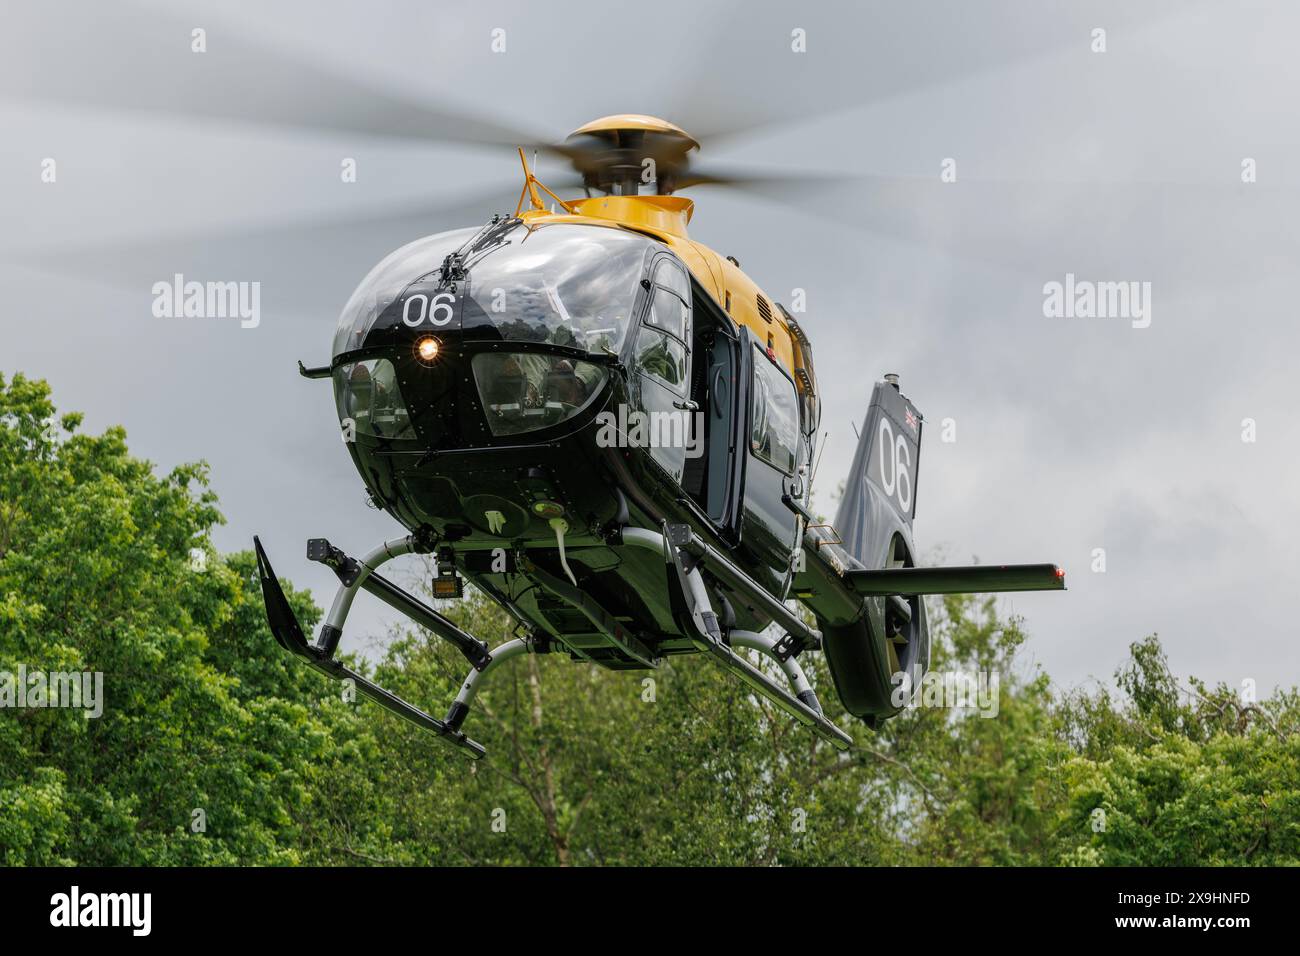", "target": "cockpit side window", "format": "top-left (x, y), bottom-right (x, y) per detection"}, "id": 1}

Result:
top-left (653, 259), bottom-right (690, 302)
top-left (749, 345), bottom-right (799, 474)
top-left (633, 326), bottom-right (688, 393)
top-left (646, 285), bottom-right (688, 340)
top-left (630, 256), bottom-right (695, 481)
top-left (634, 258), bottom-right (691, 394)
